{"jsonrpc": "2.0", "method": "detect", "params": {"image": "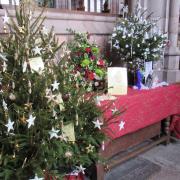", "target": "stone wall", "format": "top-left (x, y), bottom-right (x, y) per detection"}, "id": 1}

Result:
top-left (0, 1), bottom-right (180, 83)
top-left (0, 8), bottom-right (117, 53)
